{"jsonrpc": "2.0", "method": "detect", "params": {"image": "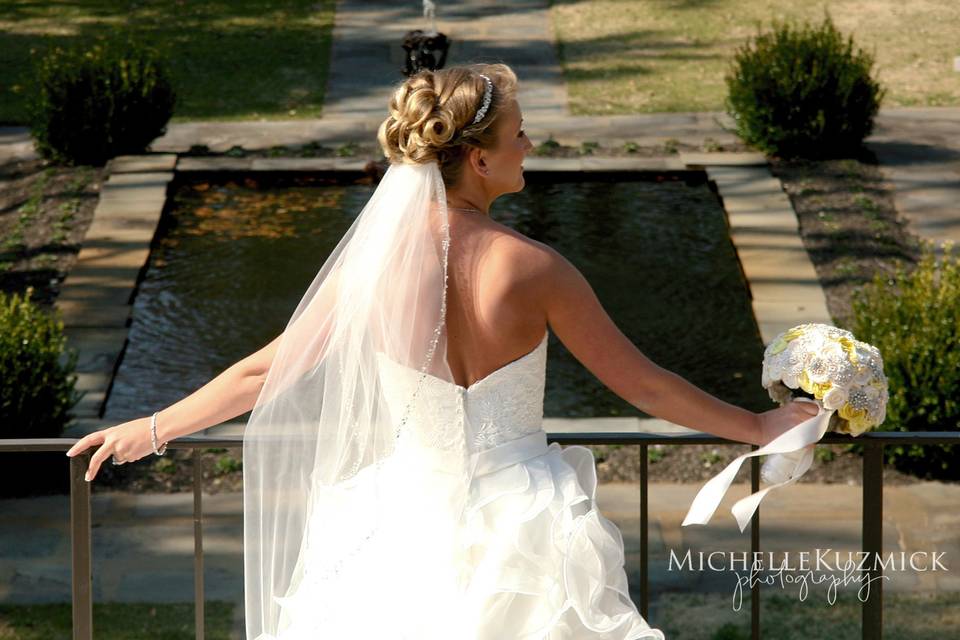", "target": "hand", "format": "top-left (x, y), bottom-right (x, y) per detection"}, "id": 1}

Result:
top-left (65, 417), bottom-right (156, 482)
top-left (755, 399), bottom-right (821, 447)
